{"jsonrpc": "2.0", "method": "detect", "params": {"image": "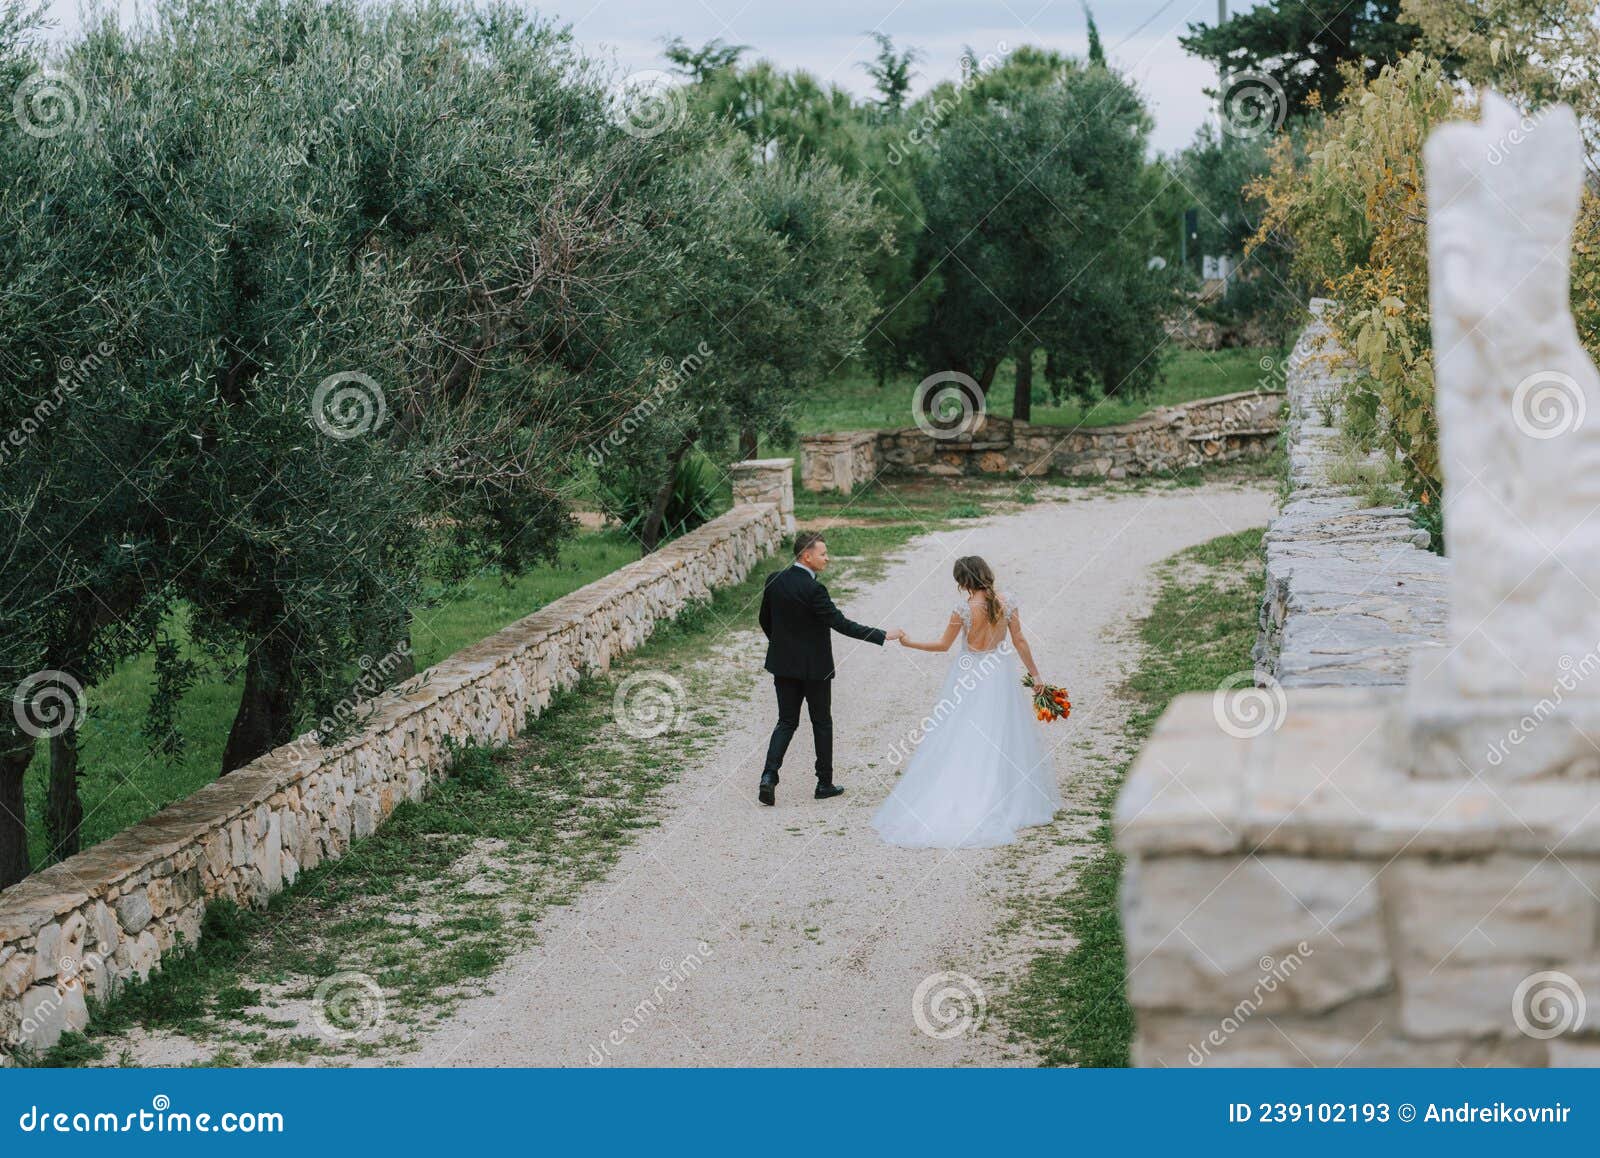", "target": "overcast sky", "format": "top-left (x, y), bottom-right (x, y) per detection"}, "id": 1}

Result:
top-left (37, 0), bottom-right (1267, 154)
